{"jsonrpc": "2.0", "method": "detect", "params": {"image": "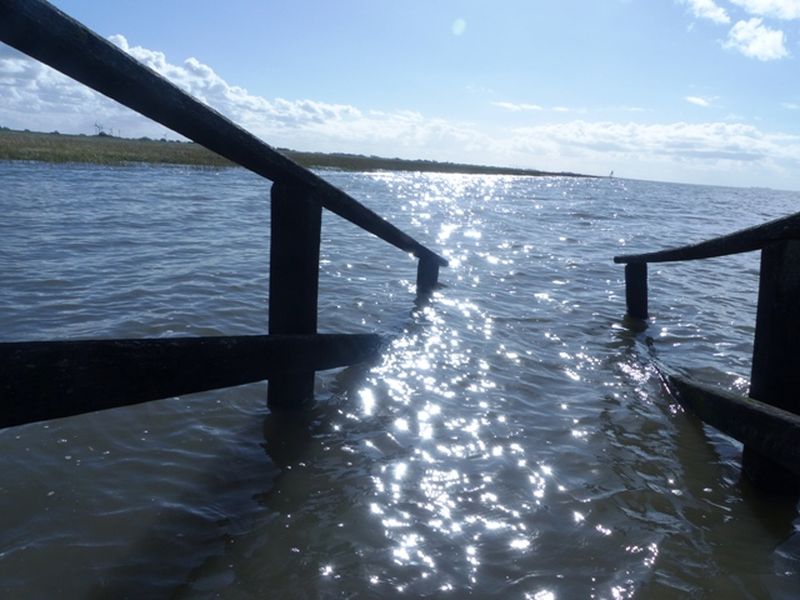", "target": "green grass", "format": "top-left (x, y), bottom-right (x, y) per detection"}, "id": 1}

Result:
top-left (0, 127), bottom-right (589, 177)
top-left (0, 129), bottom-right (233, 167)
